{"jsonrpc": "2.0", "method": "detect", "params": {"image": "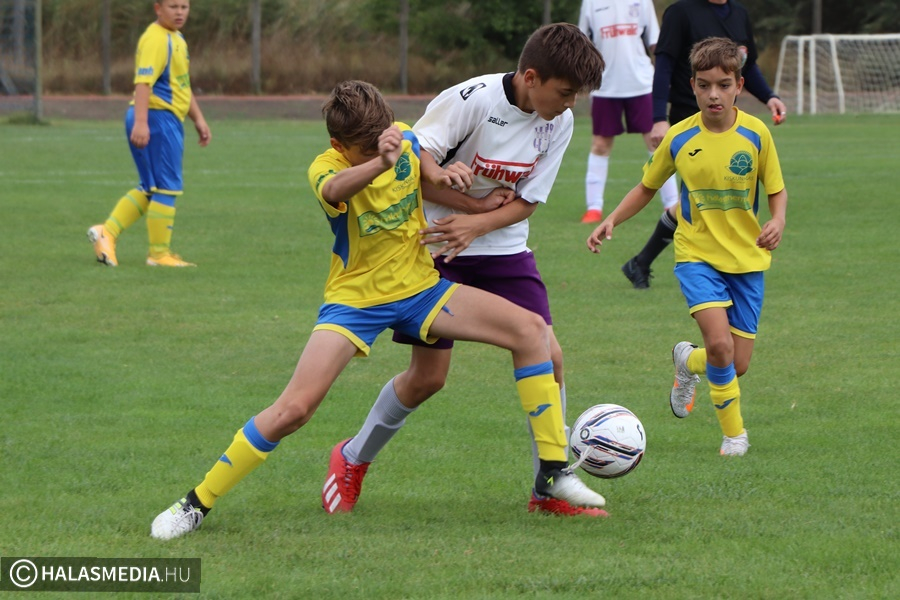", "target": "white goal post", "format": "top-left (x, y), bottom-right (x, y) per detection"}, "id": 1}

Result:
top-left (774, 34), bottom-right (900, 115)
top-left (0, 0), bottom-right (42, 121)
